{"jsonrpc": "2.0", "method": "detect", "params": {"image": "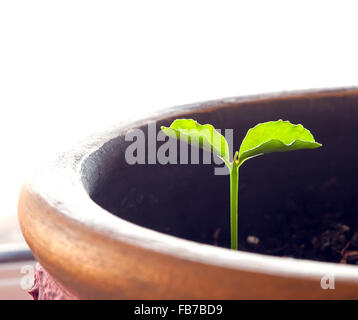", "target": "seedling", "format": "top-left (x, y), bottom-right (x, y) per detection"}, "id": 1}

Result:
top-left (161, 119), bottom-right (322, 250)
